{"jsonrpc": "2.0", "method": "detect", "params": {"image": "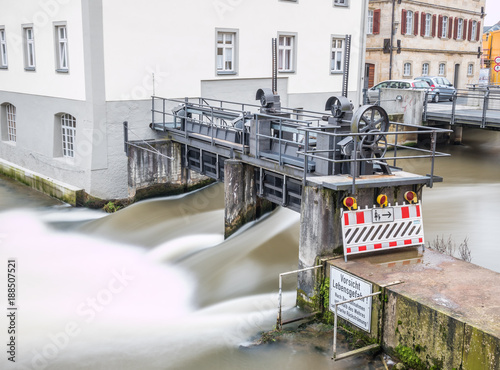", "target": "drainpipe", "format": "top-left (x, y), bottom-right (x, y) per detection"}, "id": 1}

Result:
top-left (389, 0), bottom-right (396, 80)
